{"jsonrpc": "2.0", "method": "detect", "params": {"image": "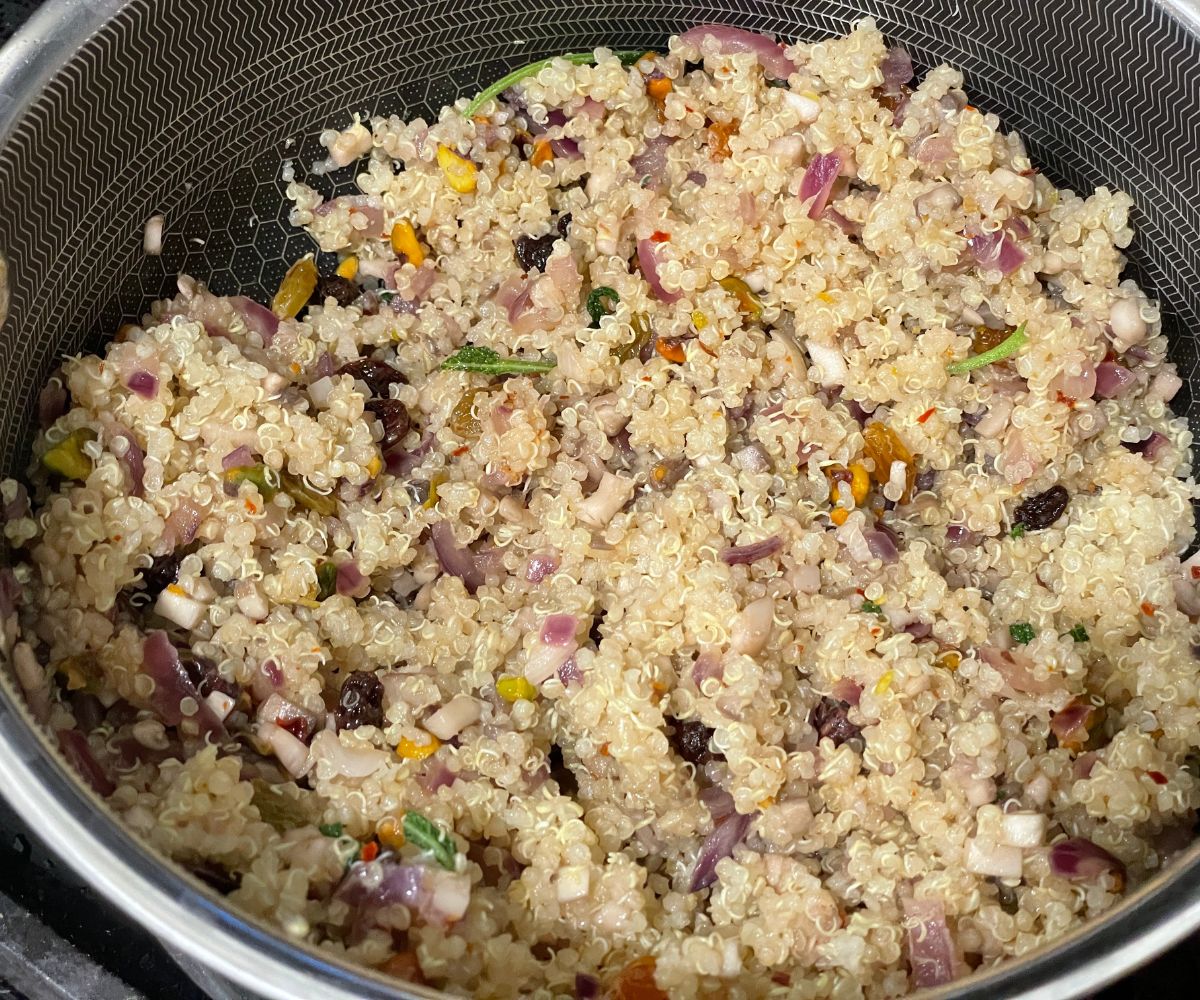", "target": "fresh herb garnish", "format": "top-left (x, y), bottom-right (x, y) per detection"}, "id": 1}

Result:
top-left (402, 810), bottom-right (458, 871)
top-left (463, 50), bottom-right (645, 118)
top-left (1010, 523), bottom-right (1026, 539)
top-left (586, 286), bottom-right (619, 327)
top-left (318, 822), bottom-right (343, 838)
top-left (861, 599), bottom-right (884, 616)
top-left (947, 322), bottom-right (1028, 375)
top-left (440, 345), bottom-right (555, 376)
top-left (1009, 622), bottom-right (1035, 645)
top-left (1068, 624), bottom-right (1089, 643)
top-left (316, 562), bottom-right (338, 601)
